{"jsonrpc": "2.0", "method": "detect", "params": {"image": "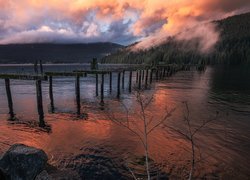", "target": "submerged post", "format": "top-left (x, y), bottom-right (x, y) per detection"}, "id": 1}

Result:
top-left (129, 71), bottom-right (132, 93)
top-left (36, 80), bottom-right (45, 127)
top-left (109, 72), bottom-right (112, 93)
top-left (75, 75), bottom-right (81, 116)
top-left (100, 73), bottom-right (104, 106)
top-left (117, 72), bottom-right (121, 98)
top-left (5, 79), bottom-right (15, 120)
top-left (96, 74), bottom-right (99, 96)
top-left (49, 76), bottom-right (55, 113)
